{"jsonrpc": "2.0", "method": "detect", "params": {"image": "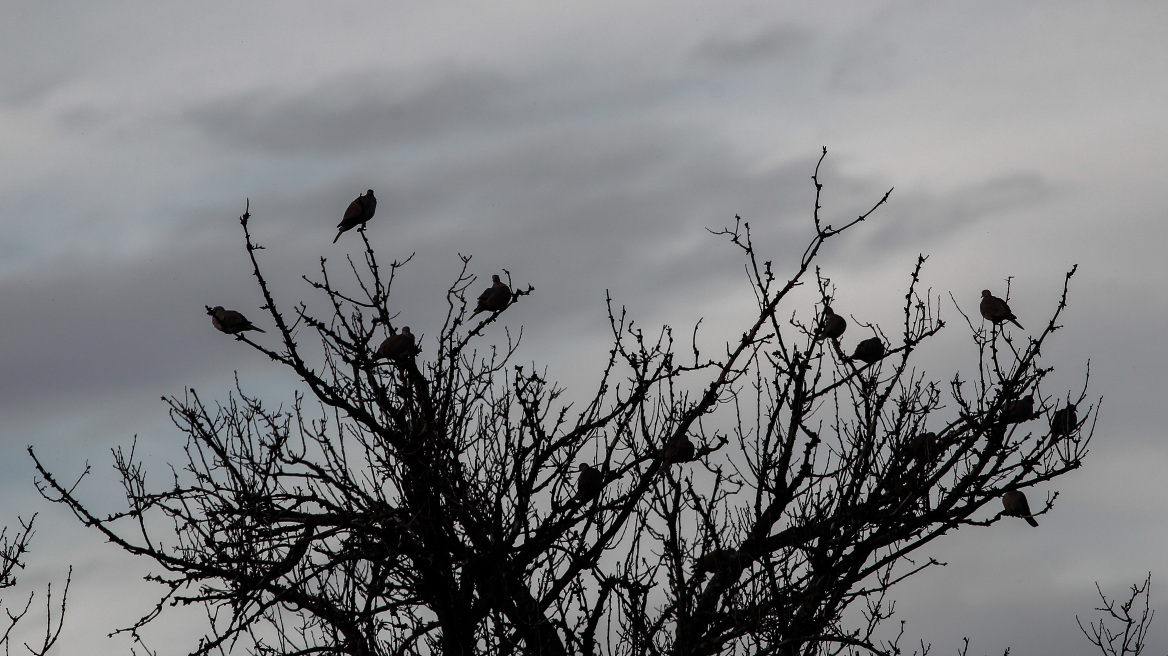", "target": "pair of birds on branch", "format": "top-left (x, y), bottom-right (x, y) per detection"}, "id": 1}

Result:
top-left (815, 306), bottom-right (885, 364)
top-left (896, 430), bottom-right (1042, 527)
top-left (205, 191), bottom-right (380, 336)
top-left (206, 302), bottom-right (419, 364)
top-left (369, 275), bottom-right (512, 361)
top-left (572, 433), bottom-right (697, 502)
